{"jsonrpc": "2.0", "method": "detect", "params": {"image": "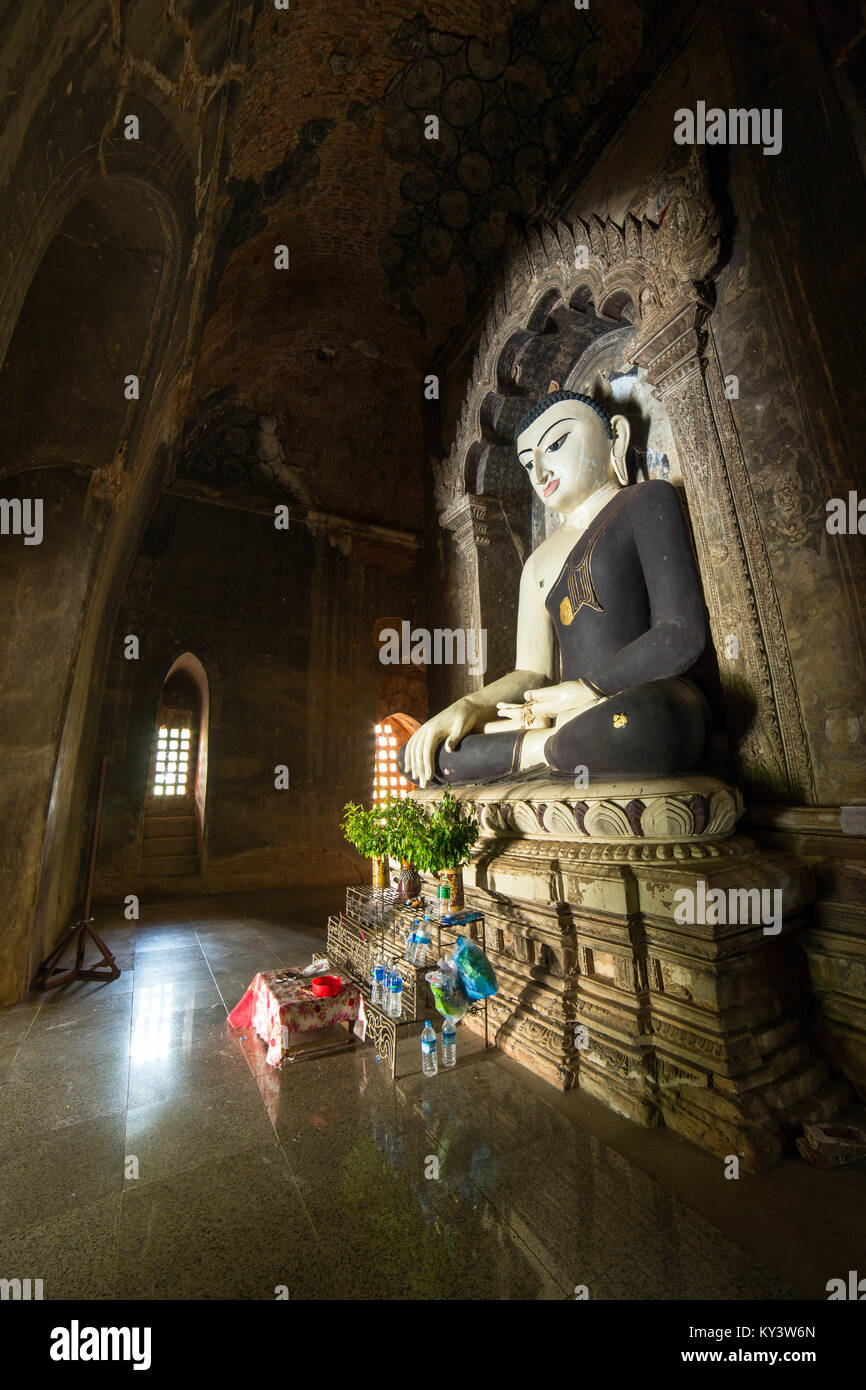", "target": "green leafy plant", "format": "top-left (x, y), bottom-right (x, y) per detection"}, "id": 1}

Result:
top-left (340, 802), bottom-right (390, 859)
top-left (342, 791), bottom-right (478, 874)
top-left (383, 795), bottom-right (428, 865)
top-left (408, 789), bottom-right (478, 875)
